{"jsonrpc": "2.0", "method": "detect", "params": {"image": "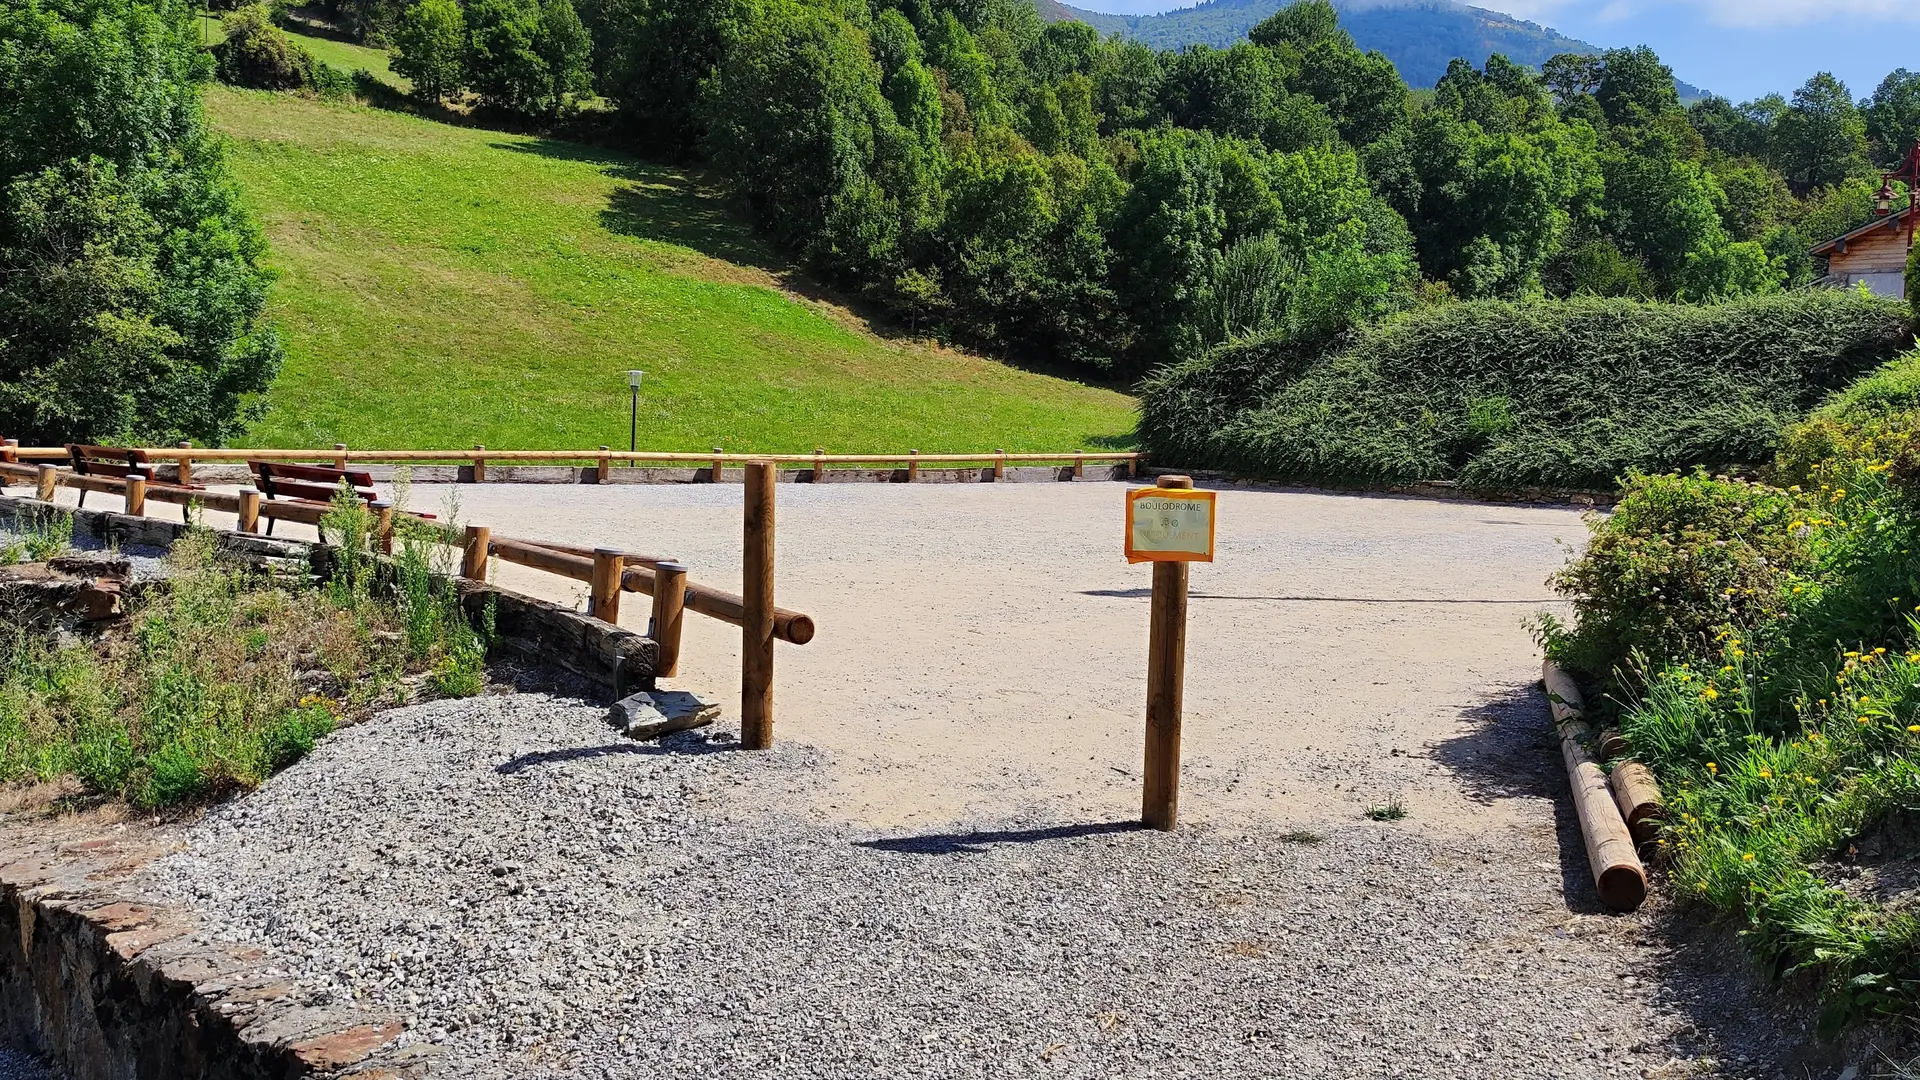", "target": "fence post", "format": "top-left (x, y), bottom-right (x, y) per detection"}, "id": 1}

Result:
top-left (907, 449), bottom-right (918, 483)
top-left (598, 446), bottom-right (612, 485)
top-left (462, 525), bottom-right (490, 581)
top-left (650, 560), bottom-right (687, 678)
top-left (993, 449), bottom-right (1006, 482)
top-left (124, 475), bottom-right (147, 517)
top-left (742, 461), bottom-right (776, 749)
top-left (711, 447), bottom-right (724, 484)
top-left (373, 501), bottom-right (395, 555)
top-left (1142, 474), bottom-right (1195, 832)
top-left (176, 441), bottom-right (193, 486)
top-left (472, 445), bottom-right (486, 484)
top-left (1, 439), bottom-right (16, 488)
top-left (1126, 454), bottom-right (1137, 479)
top-left (238, 489), bottom-right (262, 534)
top-left (591, 548), bottom-right (623, 624)
top-left (812, 447), bottom-right (825, 484)
top-left (1073, 450), bottom-right (1084, 481)
top-left (333, 443), bottom-right (348, 470)
top-left (35, 465), bottom-right (57, 502)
